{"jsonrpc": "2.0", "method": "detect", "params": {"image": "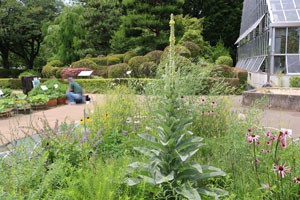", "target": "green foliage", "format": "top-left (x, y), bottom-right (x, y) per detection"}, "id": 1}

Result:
top-left (28, 94), bottom-right (49, 106)
top-left (43, 6), bottom-right (86, 65)
top-left (28, 79), bottom-right (68, 99)
top-left (109, 54), bottom-right (125, 63)
top-left (107, 63), bottom-right (131, 78)
top-left (128, 56), bottom-right (150, 77)
top-left (124, 51), bottom-right (138, 63)
top-left (42, 65), bottom-right (59, 78)
top-left (210, 40), bottom-right (231, 62)
top-left (47, 60), bottom-right (64, 67)
top-left (0, 78), bottom-right (22, 89)
top-left (106, 56), bottom-right (121, 66)
top-left (112, 0), bottom-right (184, 53)
top-left (290, 76), bottom-right (300, 87)
top-left (0, 87), bottom-right (12, 98)
top-left (162, 45), bottom-right (192, 60)
top-left (90, 57), bottom-right (107, 66)
top-left (138, 62), bottom-right (157, 78)
top-left (181, 41), bottom-right (201, 58)
top-left (82, 0), bottom-right (122, 55)
top-left (145, 50), bottom-right (163, 64)
top-left (18, 70), bottom-right (41, 79)
top-left (71, 59), bottom-right (98, 70)
top-left (216, 56), bottom-right (233, 67)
